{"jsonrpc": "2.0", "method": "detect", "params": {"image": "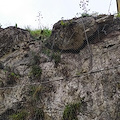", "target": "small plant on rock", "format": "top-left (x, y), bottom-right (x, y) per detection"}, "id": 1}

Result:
top-left (51, 52), bottom-right (61, 67)
top-left (0, 23), bottom-right (2, 28)
top-left (60, 20), bottom-right (69, 26)
top-left (33, 55), bottom-right (40, 65)
top-left (29, 85), bottom-right (43, 100)
top-left (15, 23), bottom-right (18, 28)
top-left (30, 65), bottom-right (42, 79)
top-left (62, 101), bottom-right (82, 120)
top-left (34, 108), bottom-right (44, 120)
top-left (81, 12), bottom-right (91, 17)
top-left (25, 26), bottom-right (51, 40)
top-left (42, 48), bottom-right (51, 57)
top-left (9, 110), bottom-right (28, 120)
top-left (6, 72), bottom-right (19, 85)
top-left (116, 12), bottom-right (120, 18)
